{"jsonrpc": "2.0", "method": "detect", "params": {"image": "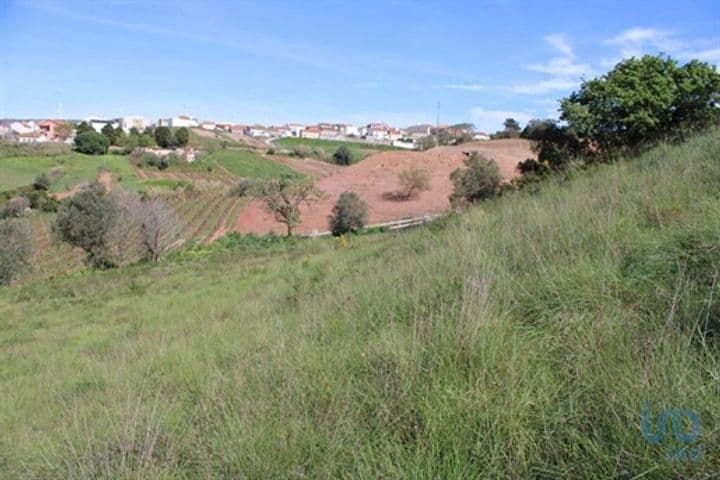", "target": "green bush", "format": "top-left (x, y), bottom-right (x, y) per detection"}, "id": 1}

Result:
top-left (332, 145), bottom-right (353, 165)
top-left (33, 173), bottom-right (51, 191)
top-left (0, 218), bottom-right (33, 286)
top-left (74, 131), bottom-right (110, 155)
top-left (449, 152), bottom-right (502, 207)
top-left (293, 144), bottom-right (311, 158)
top-left (154, 126), bottom-right (174, 148)
top-left (174, 127), bottom-right (189, 147)
top-left (328, 191), bottom-right (368, 235)
top-left (54, 184), bottom-right (117, 268)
